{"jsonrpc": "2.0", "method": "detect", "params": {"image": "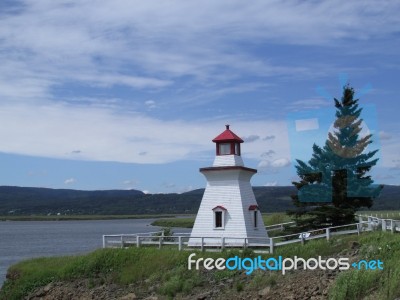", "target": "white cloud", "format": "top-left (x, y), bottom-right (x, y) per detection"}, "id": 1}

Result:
top-left (295, 118), bottom-right (319, 131)
top-left (0, 1), bottom-right (394, 169)
top-left (265, 181), bottom-right (278, 187)
top-left (271, 158), bottom-right (291, 168)
top-left (257, 160), bottom-right (271, 169)
top-left (64, 178), bottom-right (76, 185)
top-left (257, 158), bottom-right (291, 170)
top-left (0, 102), bottom-right (289, 164)
top-left (145, 100), bottom-right (157, 109)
